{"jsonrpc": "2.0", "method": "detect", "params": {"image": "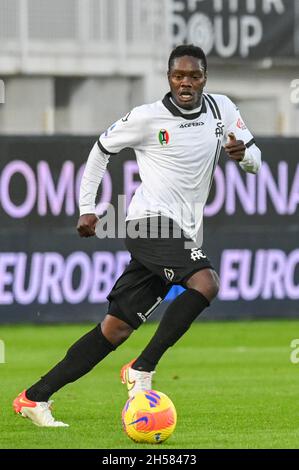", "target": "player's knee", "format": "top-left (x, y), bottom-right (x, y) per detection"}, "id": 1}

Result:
top-left (186, 269), bottom-right (220, 302)
top-left (207, 274), bottom-right (220, 300)
top-left (101, 314), bottom-right (134, 347)
top-left (210, 271), bottom-right (220, 298)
